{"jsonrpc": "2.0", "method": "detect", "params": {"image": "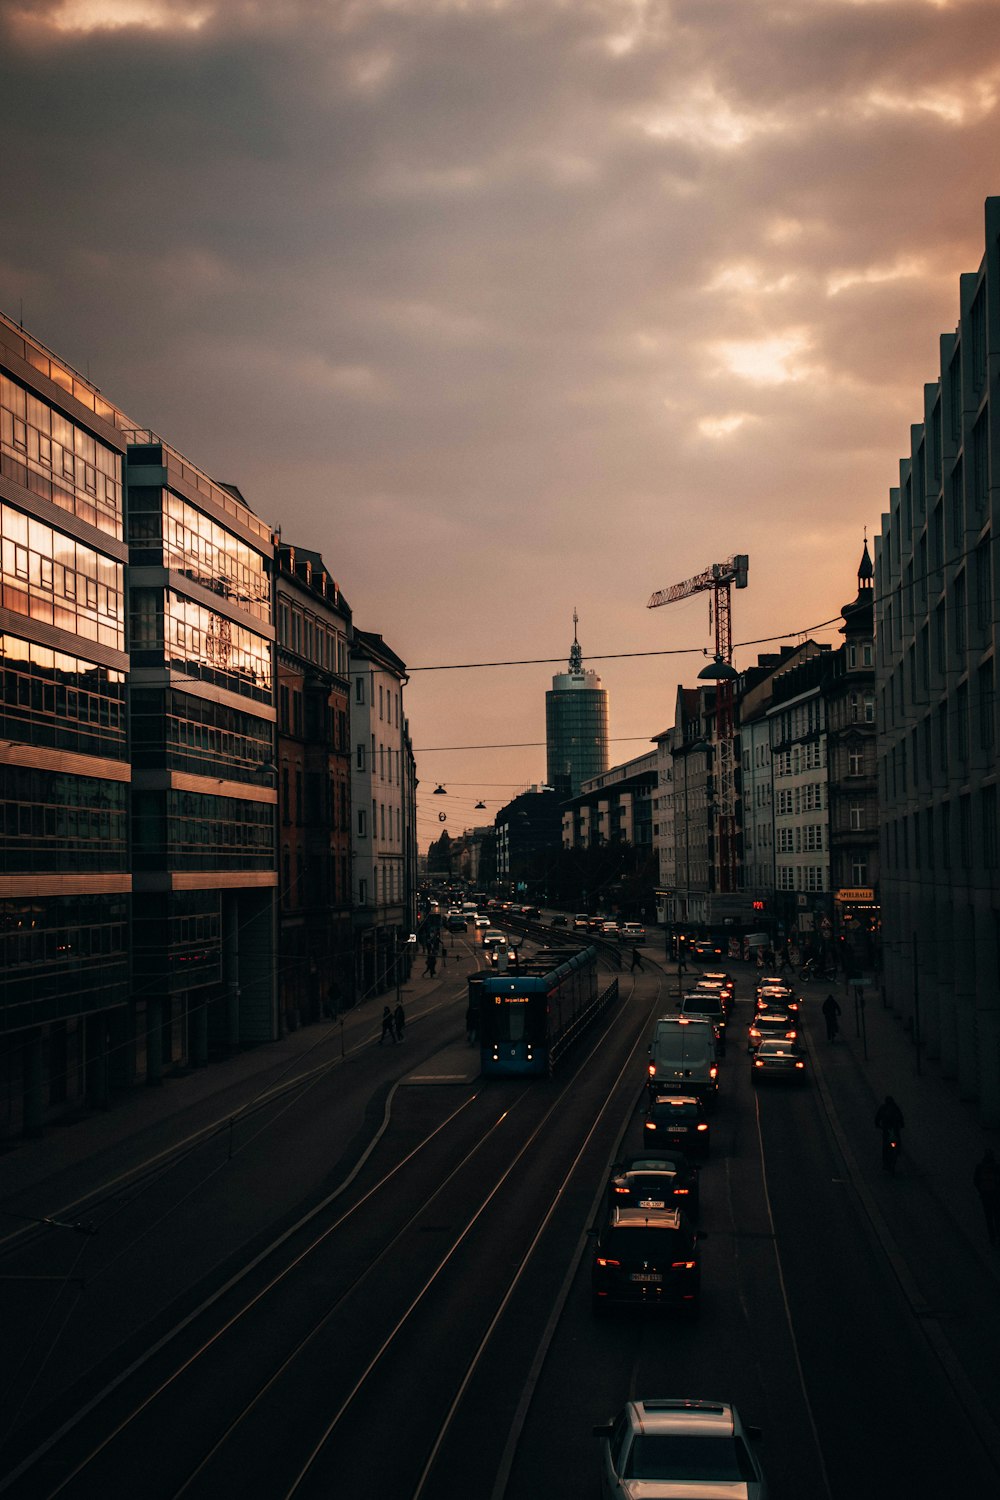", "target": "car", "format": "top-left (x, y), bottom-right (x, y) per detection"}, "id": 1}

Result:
top-left (591, 1207), bottom-right (706, 1314)
top-left (692, 938), bottom-right (723, 960)
top-left (446, 912), bottom-right (468, 932)
top-left (621, 921), bottom-right (646, 943)
top-left (678, 992), bottom-right (727, 1053)
top-left (747, 1011), bottom-right (799, 1052)
top-left (593, 1398), bottom-right (768, 1498)
top-left (601, 920), bottom-right (620, 935)
top-left (481, 929), bottom-right (507, 949)
top-left (751, 1039), bottom-right (807, 1084)
top-left (644, 1094), bottom-right (710, 1157)
top-left (755, 986), bottom-right (800, 1017)
top-left (550, 914), bottom-right (568, 926)
top-left (473, 913), bottom-right (491, 929)
top-left (607, 1152), bottom-right (701, 1215)
top-left (573, 913), bottom-right (591, 930)
top-left (701, 971), bottom-right (735, 1010)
